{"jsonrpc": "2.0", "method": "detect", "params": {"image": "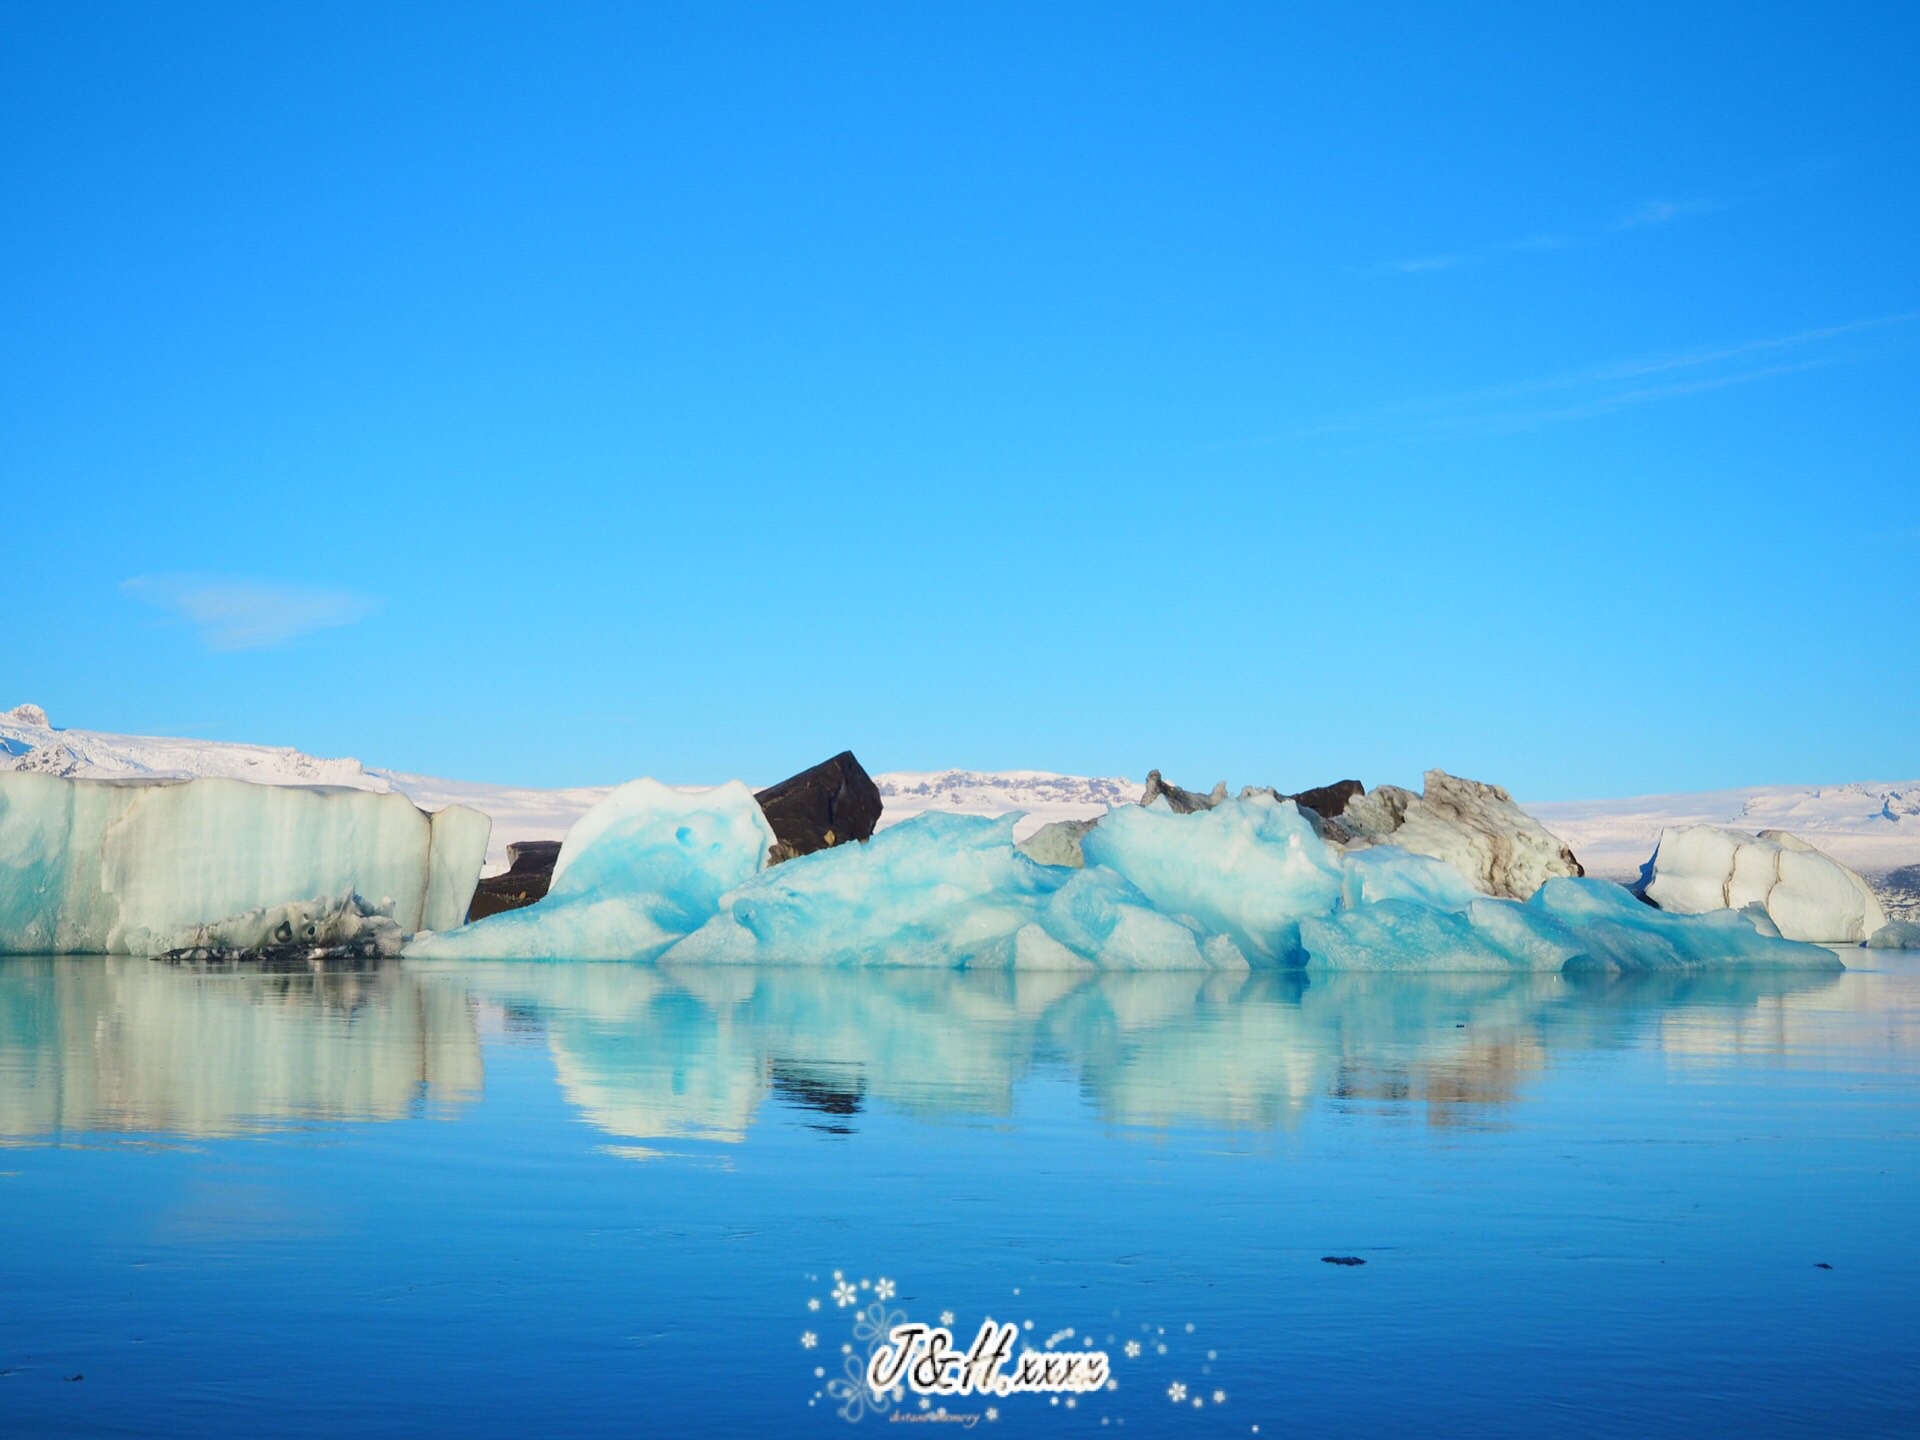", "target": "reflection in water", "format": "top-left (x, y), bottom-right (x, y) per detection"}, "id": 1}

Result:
top-left (0, 956), bottom-right (482, 1138)
top-left (0, 955), bottom-right (1884, 1147)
